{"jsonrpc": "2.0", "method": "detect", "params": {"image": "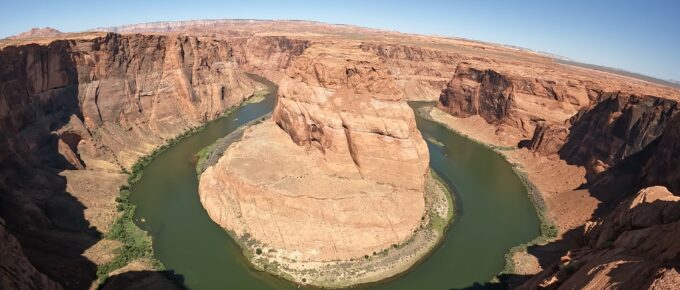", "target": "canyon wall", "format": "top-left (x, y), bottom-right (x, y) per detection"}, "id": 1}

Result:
top-left (558, 93), bottom-right (678, 177)
top-left (641, 113), bottom-right (680, 194)
top-left (359, 42), bottom-right (459, 100)
top-left (527, 92), bottom-right (679, 179)
top-left (437, 62), bottom-right (680, 182)
top-left (0, 33), bottom-right (281, 289)
top-left (0, 219), bottom-right (62, 290)
top-left (520, 186), bottom-right (680, 289)
top-left (232, 36), bottom-right (310, 81)
top-left (435, 57), bottom-right (680, 290)
top-left (3, 20), bottom-right (680, 289)
top-left (437, 62), bottom-right (591, 138)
